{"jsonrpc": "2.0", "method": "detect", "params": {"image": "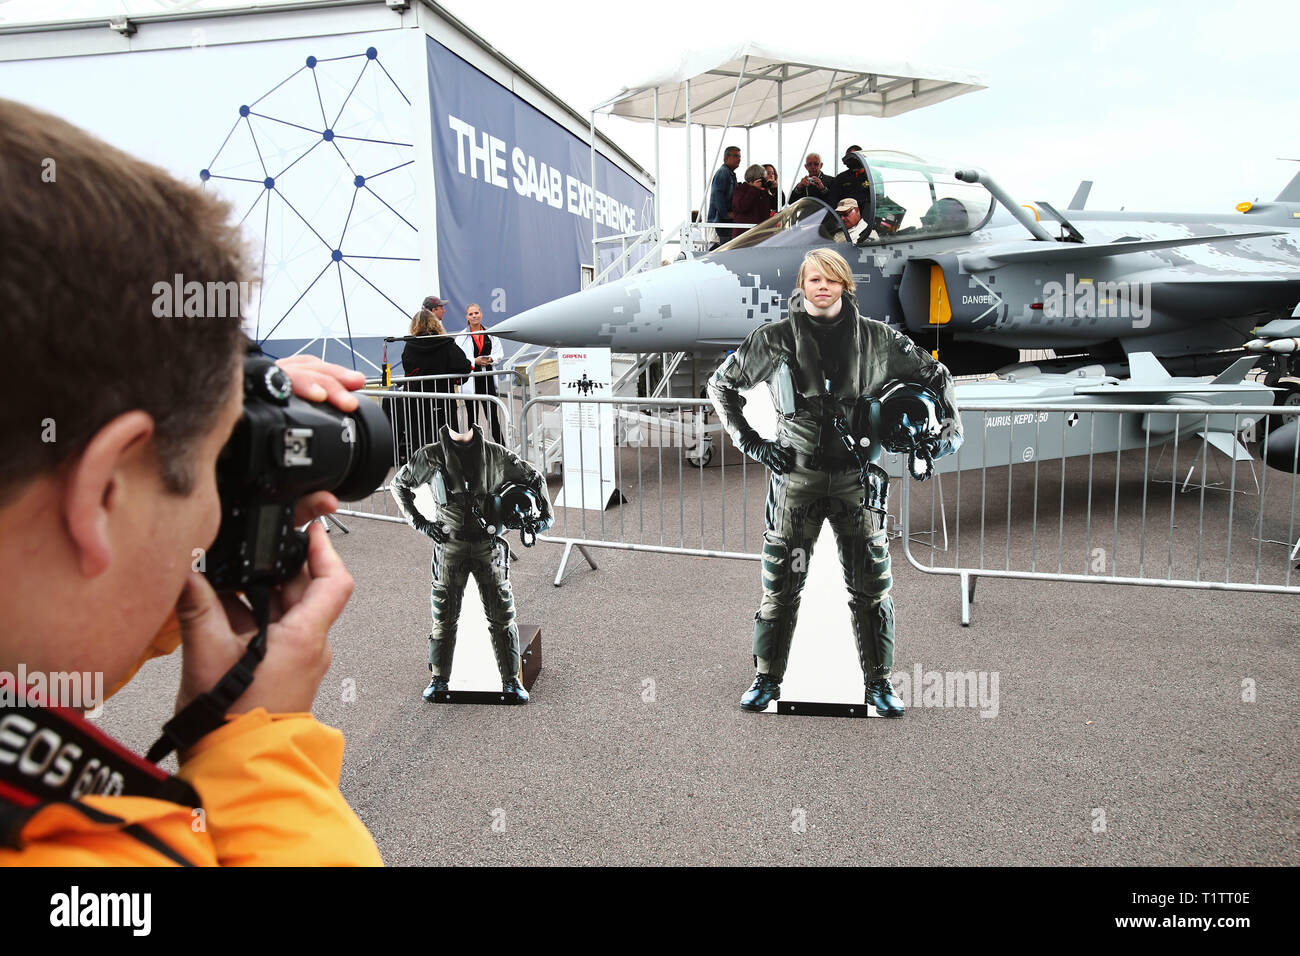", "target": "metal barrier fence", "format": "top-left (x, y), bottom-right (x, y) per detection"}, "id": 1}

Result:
top-left (335, 390), bottom-right (513, 524)
top-left (340, 390), bottom-right (1300, 616)
top-left (518, 396), bottom-right (764, 584)
top-left (897, 403), bottom-right (1300, 625)
top-left (366, 370), bottom-right (528, 447)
